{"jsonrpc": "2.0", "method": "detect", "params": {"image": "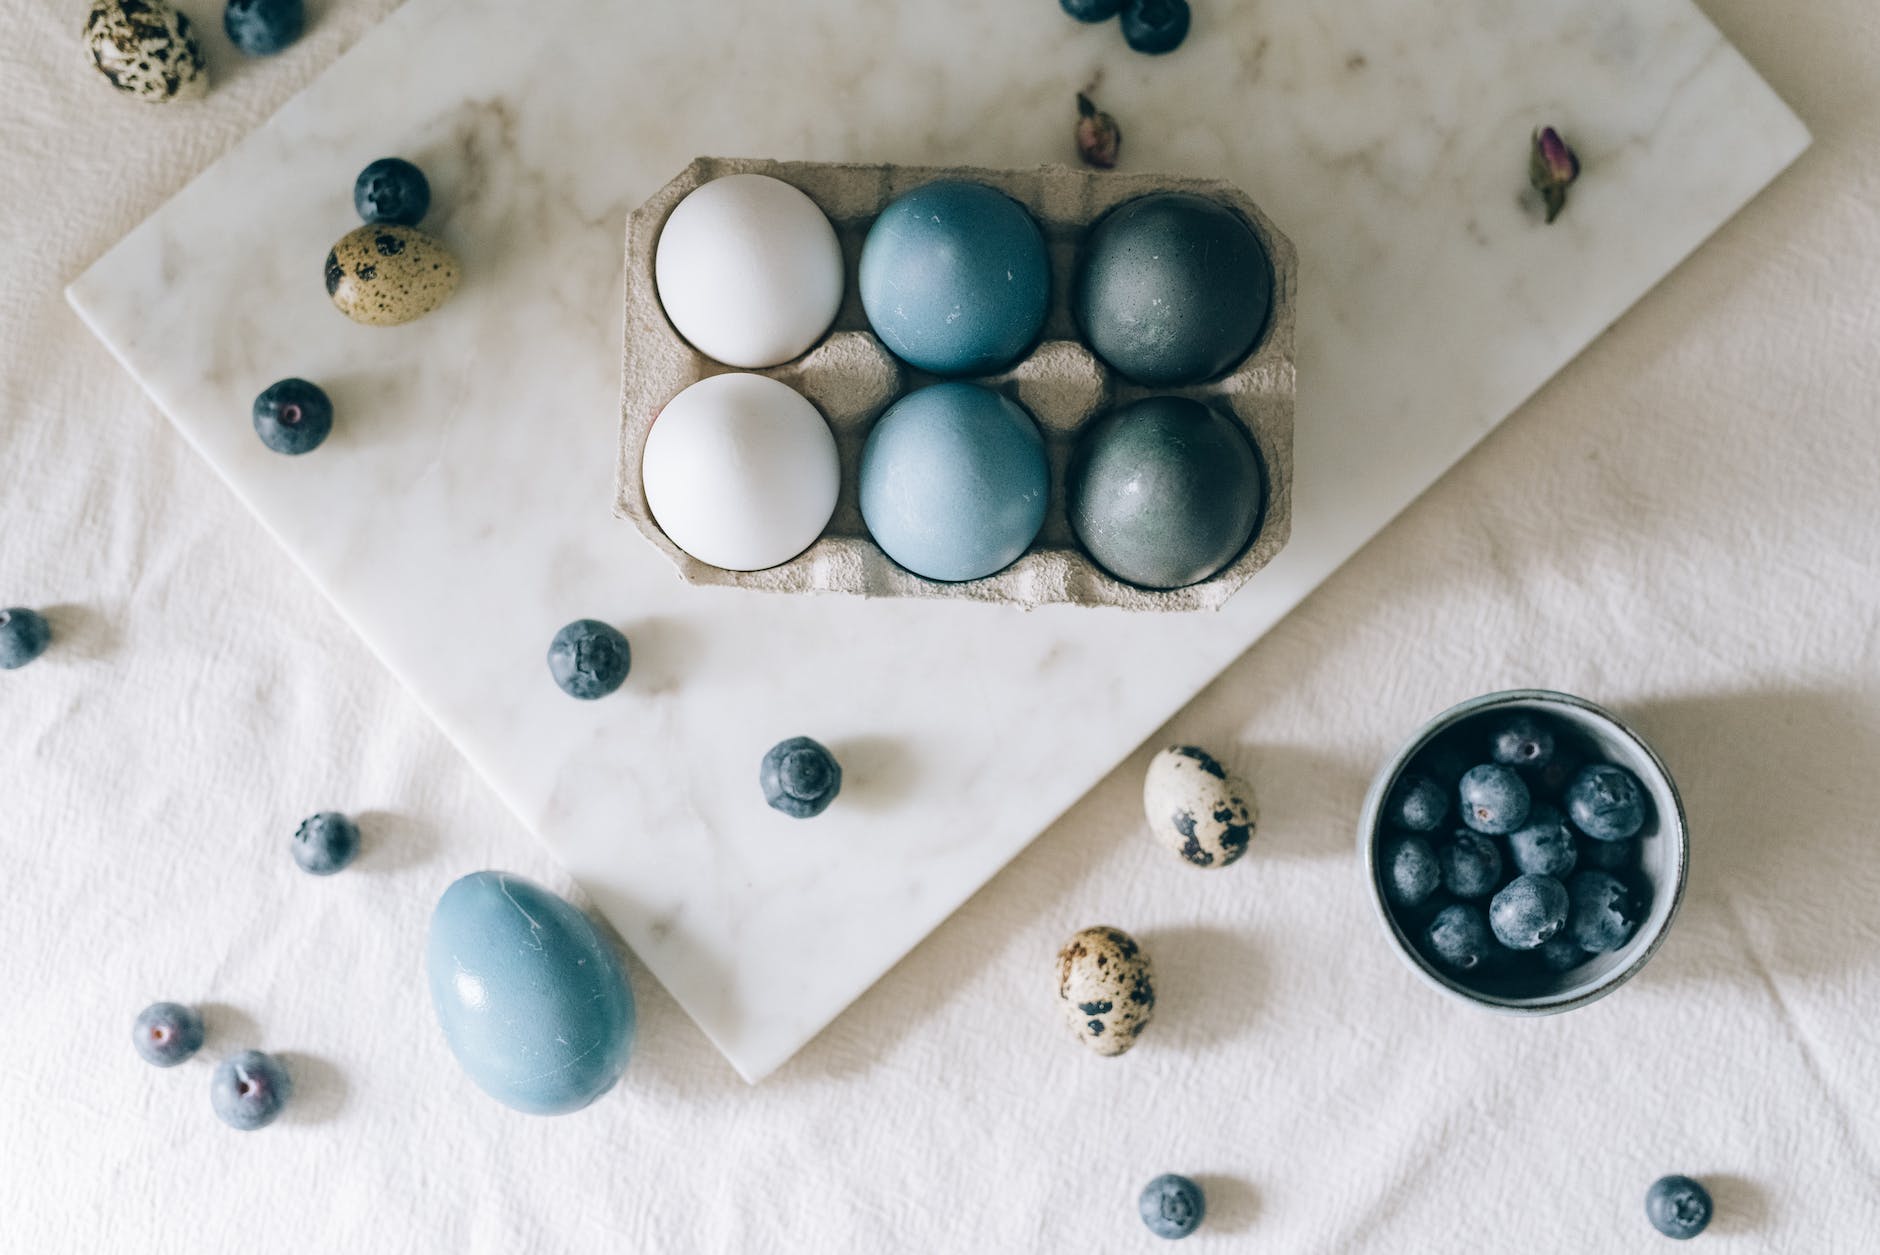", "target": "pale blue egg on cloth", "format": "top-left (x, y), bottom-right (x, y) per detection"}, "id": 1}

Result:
top-left (858, 180), bottom-right (1050, 376)
top-left (858, 382), bottom-right (1049, 582)
top-left (426, 872), bottom-right (636, 1115)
